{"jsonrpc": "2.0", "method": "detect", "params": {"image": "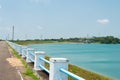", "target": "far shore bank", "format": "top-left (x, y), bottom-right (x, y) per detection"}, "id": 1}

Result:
top-left (12, 36), bottom-right (120, 45)
top-left (13, 41), bottom-right (84, 45)
top-left (13, 40), bottom-right (101, 46)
